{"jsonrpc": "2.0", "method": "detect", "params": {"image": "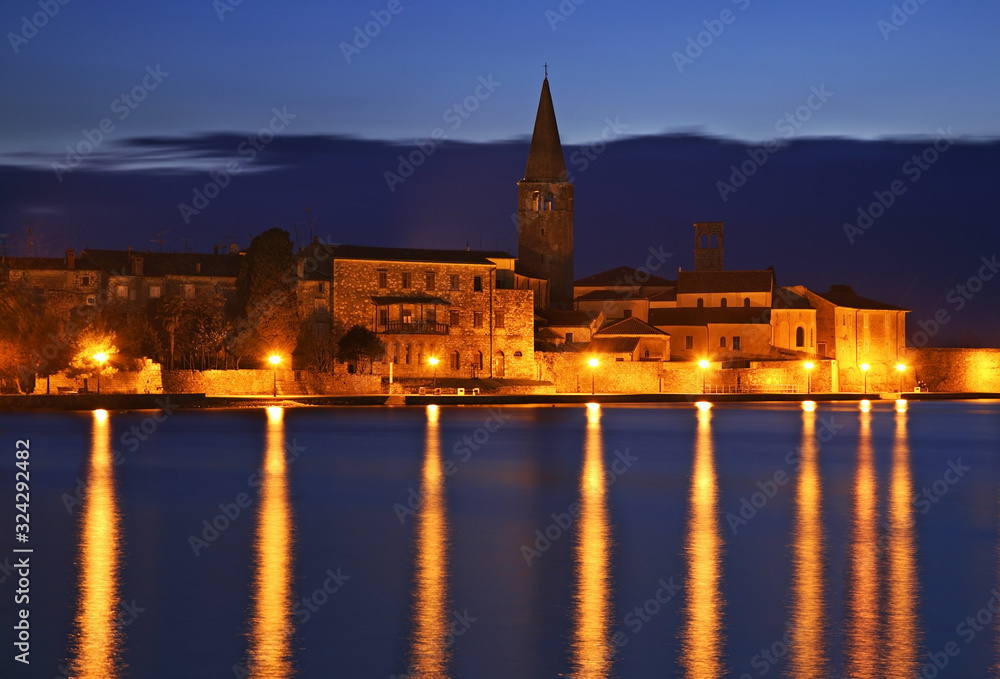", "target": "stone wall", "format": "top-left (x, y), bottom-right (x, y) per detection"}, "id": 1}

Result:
top-left (161, 369), bottom-right (382, 395)
top-left (44, 359), bottom-right (163, 395)
top-left (906, 348), bottom-right (1000, 392)
top-left (535, 352), bottom-right (700, 393)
